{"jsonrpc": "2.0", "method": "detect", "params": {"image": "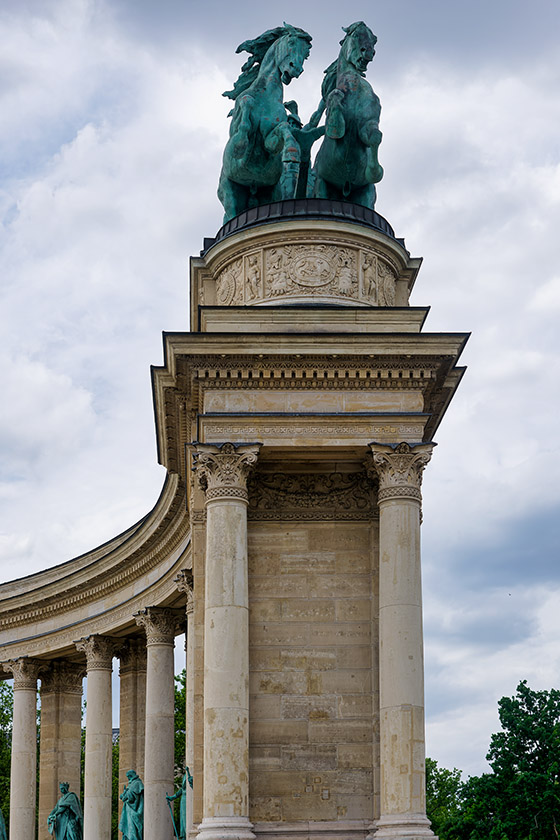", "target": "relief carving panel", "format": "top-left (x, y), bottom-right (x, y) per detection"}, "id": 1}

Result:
top-left (212, 243), bottom-right (397, 307)
top-left (248, 470), bottom-right (376, 521)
